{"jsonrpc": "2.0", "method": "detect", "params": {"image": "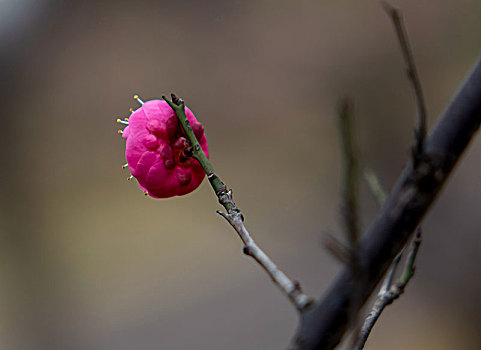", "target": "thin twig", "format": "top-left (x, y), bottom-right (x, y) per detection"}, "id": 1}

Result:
top-left (163, 94), bottom-right (313, 312)
top-left (382, 1), bottom-right (427, 159)
top-left (356, 229), bottom-right (422, 350)
top-left (216, 209), bottom-right (313, 311)
top-left (339, 98), bottom-right (360, 248)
